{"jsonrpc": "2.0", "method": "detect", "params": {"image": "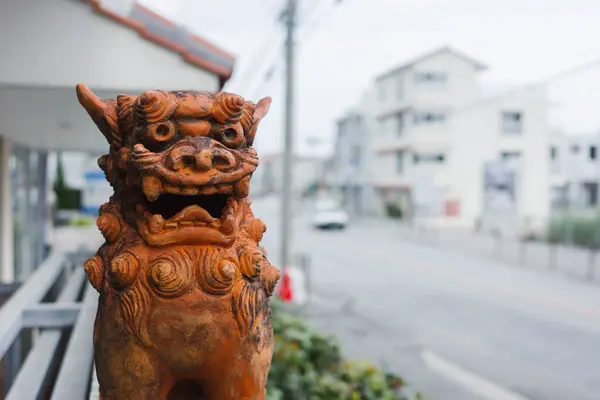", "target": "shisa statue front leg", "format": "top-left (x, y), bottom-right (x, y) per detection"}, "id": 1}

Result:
top-left (77, 84), bottom-right (280, 400)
